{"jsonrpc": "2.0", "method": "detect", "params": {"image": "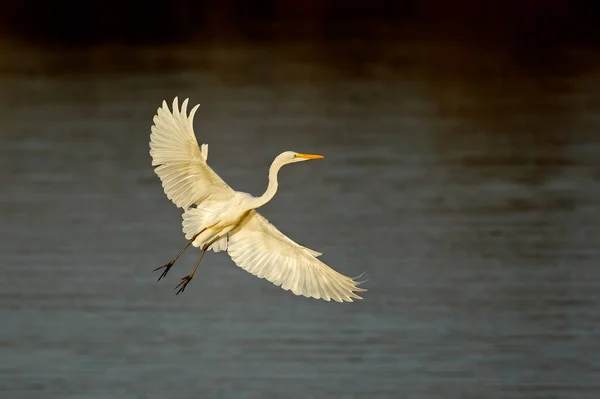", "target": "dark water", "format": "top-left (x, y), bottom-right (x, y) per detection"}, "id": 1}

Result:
top-left (1, 43), bottom-right (599, 398)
